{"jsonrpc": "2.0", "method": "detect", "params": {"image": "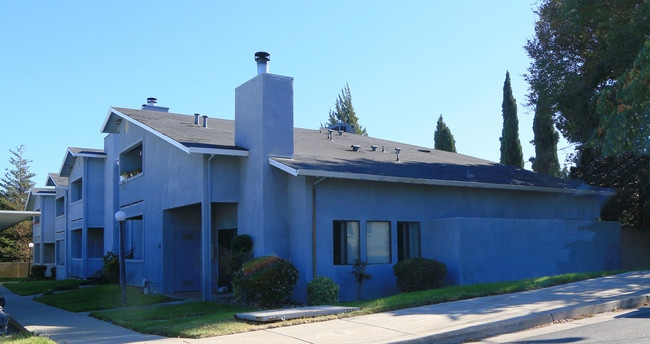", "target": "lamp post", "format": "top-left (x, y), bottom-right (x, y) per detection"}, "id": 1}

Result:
top-left (27, 242), bottom-right (34, 278)
top-left (114, 211), bottom-right (127, 306)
